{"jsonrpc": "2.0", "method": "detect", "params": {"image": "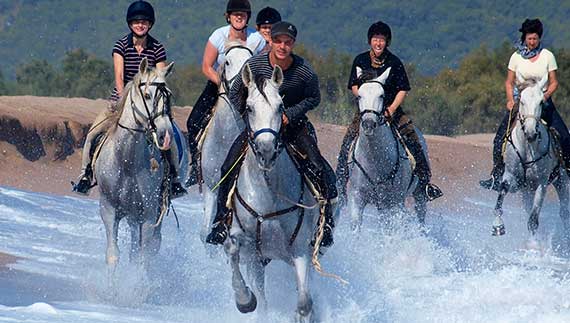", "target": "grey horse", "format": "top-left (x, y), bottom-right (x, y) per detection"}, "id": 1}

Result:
top-left (95, 58), bottom-right (185, 272)
top-left (493, 72), bottom-right (570, 239)
top-left (199, 41), bottom-right (253, 242)
top-left (347, 67), bottom-right (429, 231)
top-left (224, 64), bottom-right (329, 322)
